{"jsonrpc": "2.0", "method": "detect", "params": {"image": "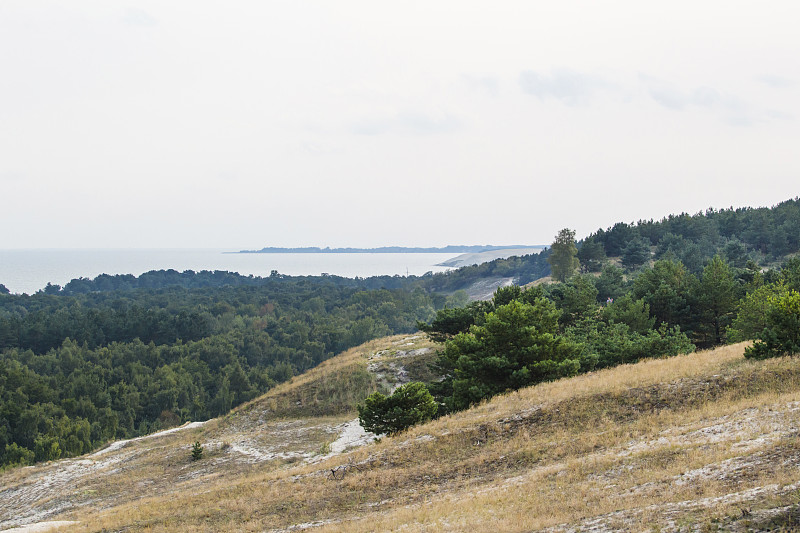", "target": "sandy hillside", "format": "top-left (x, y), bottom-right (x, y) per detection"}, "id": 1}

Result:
top-left (3, 339), bottom-right (800, 532)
